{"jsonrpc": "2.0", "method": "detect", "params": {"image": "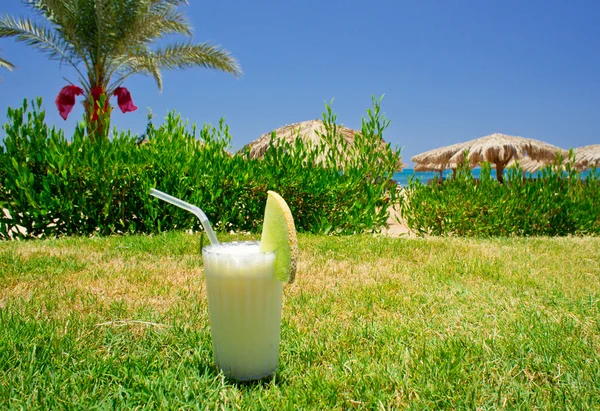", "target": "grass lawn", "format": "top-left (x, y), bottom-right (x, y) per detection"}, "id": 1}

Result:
top-left (1, 232), bottom-right (599, 409)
